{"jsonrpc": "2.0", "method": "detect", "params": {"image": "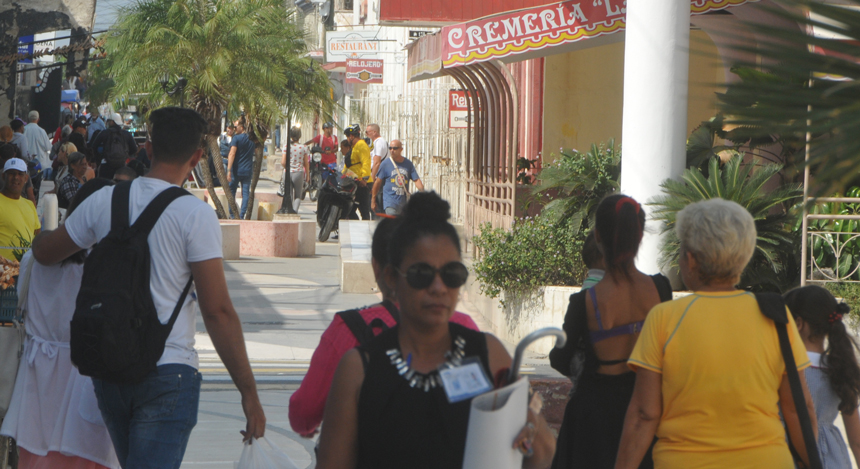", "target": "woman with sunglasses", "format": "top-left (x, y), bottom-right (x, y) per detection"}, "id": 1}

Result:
top-left (317, 192), bottom-right (555, 469)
